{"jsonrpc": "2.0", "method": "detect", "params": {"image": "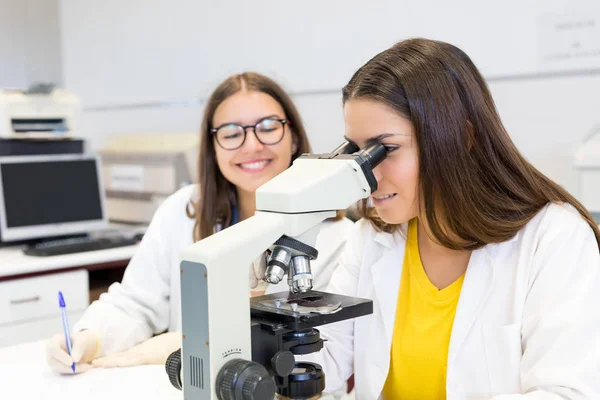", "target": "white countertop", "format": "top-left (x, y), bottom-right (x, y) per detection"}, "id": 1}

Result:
top-left (0, 224), bottom-right (145, 278)
top-left (0, 341), bottom-right (349, 400)
top-left (0, 340), bottom-right (181, 400)
top-left (0, 244), bottom-right (138, 278)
